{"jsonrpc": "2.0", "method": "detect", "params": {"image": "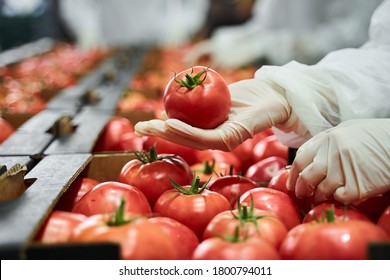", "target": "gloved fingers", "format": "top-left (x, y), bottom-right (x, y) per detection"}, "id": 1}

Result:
top-left (160, 110), bottom-right (168, 120)
top-left (135, 119), bottom-right (211, 150)
top-left (287, 133), bottom-right (329, 196)
top-left (165, 119), bottom-right (247, 151)
top-left (334, 186), bottom-right (360, 205)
